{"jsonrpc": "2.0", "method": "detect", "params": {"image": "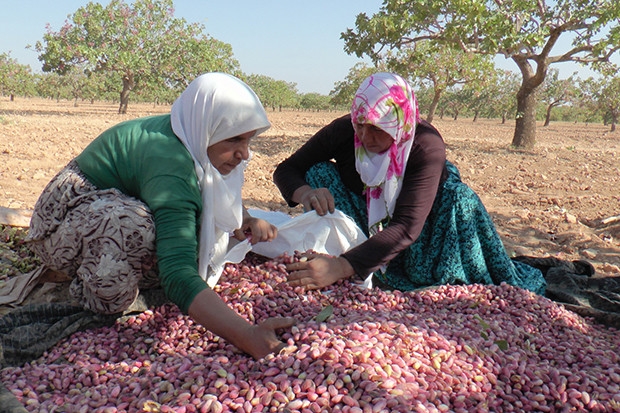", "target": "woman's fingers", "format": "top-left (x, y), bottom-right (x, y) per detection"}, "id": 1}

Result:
top-left (315, 188), bottom-right (335, 214)
top-left (302, 188), bottom-right (335, 215)
top-left (286, 266), bottom-right (313, 288)
top-left (326, 195), bottom-right (335, 214)
top-left (286, 264), bottom-right (323, 290)
top-left (239, 219), bottom-right (277, 244)
top-left (308, 194), bottom-right (327, 215)
top-left (260, 316), bottom-right (296, 330)
top-left (253, 223), bottom-right (277, 244)
top-left (315, 195), bottom-right (329, 215)
top-left (287, 275), bottom-right (320, 290)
